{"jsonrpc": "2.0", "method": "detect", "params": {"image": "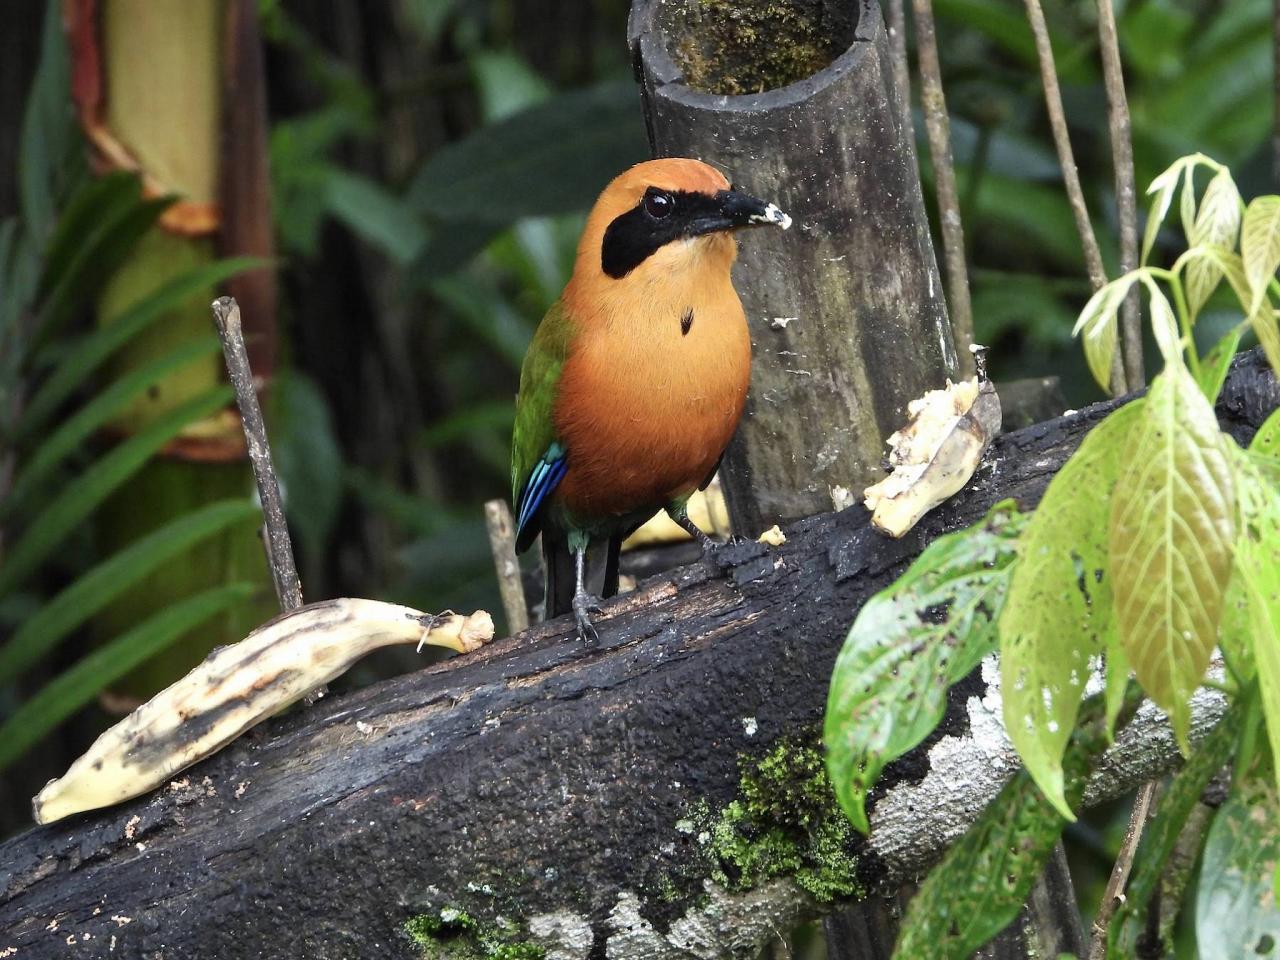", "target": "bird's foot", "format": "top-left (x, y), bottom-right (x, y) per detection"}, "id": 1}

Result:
top-left (572, 590), bottom-right (602, 644)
